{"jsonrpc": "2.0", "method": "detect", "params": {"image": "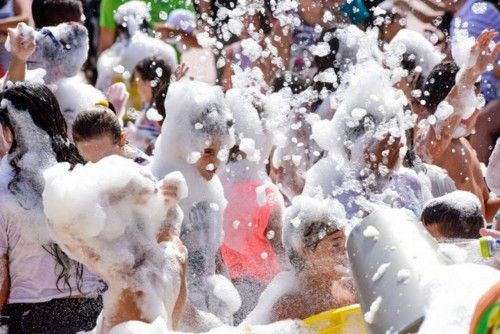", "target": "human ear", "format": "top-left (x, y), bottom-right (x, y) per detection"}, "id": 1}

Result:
top-left (119, 131), bottom-right (128, 147)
